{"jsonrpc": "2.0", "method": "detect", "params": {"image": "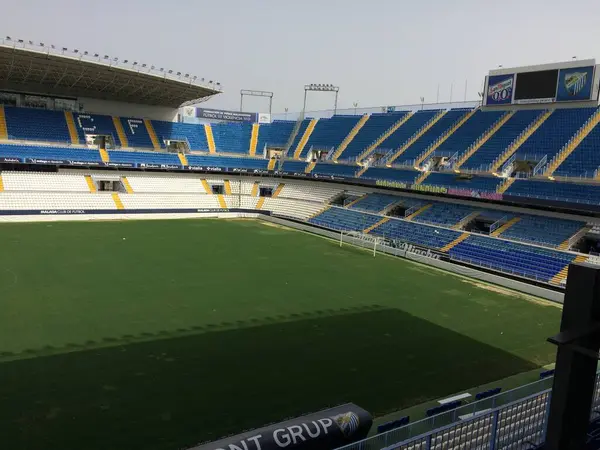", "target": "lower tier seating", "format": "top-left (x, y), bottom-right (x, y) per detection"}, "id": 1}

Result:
top-left (348, 193), bottom-right (401, 212)
top-left (308, 207), bottom-right (383, 231)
